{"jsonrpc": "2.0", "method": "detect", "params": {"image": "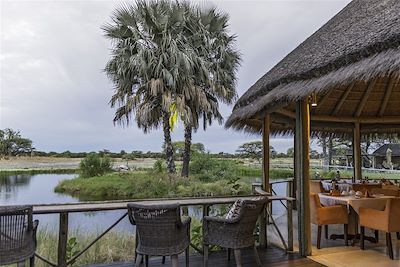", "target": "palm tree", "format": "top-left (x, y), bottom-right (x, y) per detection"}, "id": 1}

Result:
top-left (103, 1), bottom-right (240, 175)
top-left (180, 8), bottom-right (241, 177)
top-left (103, 1), bottom-right (206, 173)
